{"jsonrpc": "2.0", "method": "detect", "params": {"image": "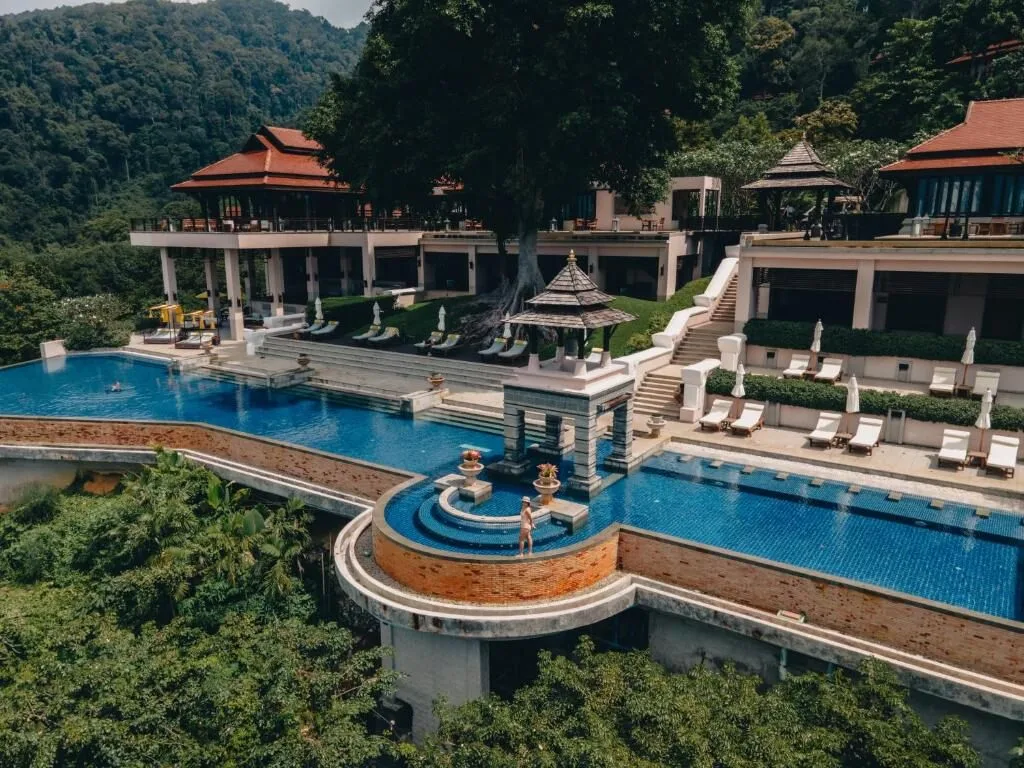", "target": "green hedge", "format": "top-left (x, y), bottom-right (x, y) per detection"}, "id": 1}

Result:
top-left (707, 369), bottom-right (1024, 431)
top-left (742, 319), bottom-right (1024, 366)
top-left (306, 296), bottom-right (402, 334)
